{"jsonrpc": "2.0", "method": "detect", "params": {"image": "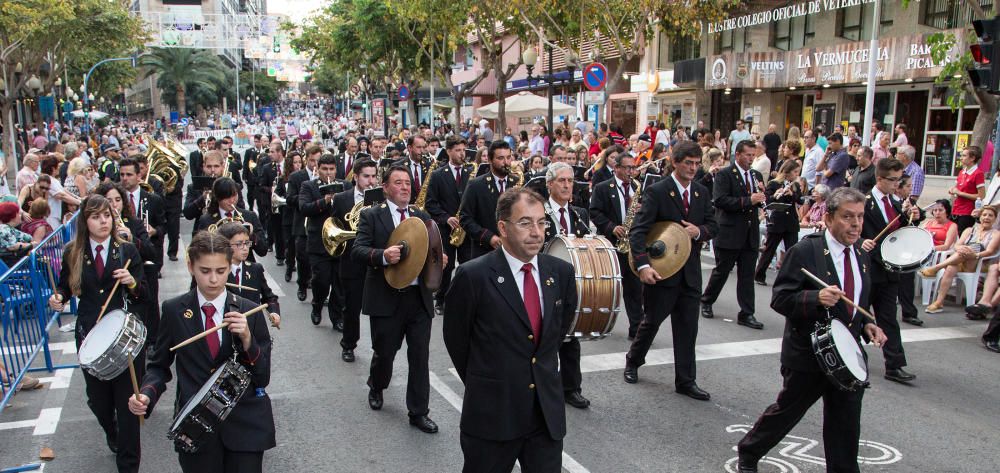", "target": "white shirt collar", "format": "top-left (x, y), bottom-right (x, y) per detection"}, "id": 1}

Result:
top-left (824, 230), bottom-right (849, 257)
top-left (616, 177), bottom-right (631, 190)
top-left (231, 263), bottom-right (242, 275)
top-left (871, 185), bottom-right (891, 203)
top-left (196, 290), bottom-right (228, 322)
top-left (548, 197), bottom-right (568, 212)
top-left (734, 162), bottom-right (751, 175)
top-left (354, 187), bottom-right (365, 202)
top-left (386, 200), bottom-right (409, 221)
top-left (90, 237), bottom-right (111, 256)
top-left (671, 173), bottom-right (691, 195)
top-left (500, 244), bottom-right (539, 273)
